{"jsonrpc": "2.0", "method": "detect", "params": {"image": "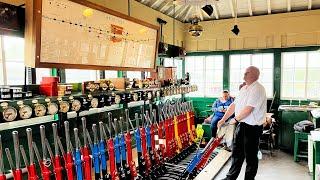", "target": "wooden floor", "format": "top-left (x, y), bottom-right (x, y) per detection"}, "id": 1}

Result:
top-left (215, 150), bottom-right (312, 180)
